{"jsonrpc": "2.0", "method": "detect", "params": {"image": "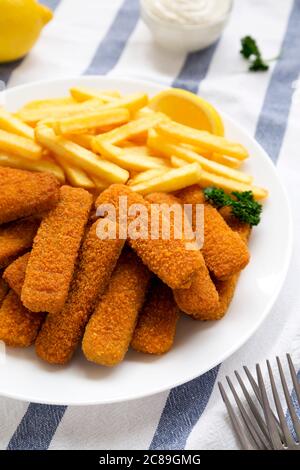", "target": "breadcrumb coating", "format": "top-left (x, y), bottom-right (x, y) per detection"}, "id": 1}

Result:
top-left (95, 185), bottom-right (203, 289)
top-left (35, 221), bottom-right (125, 364)
top-left (0, 168), bottom-right (60, 225)
top-left (0, 290), bottom-right (45, 347)
top-left (3, 252), bottom-right (30, 296)
top-left (82, 248), bottom-right (150, 366)
top-left (131, 278), bottom-right (179, 355)
top-left (0, 274), bottom-right (8, 306)
top-left (0, 218), bottom-right (39, 268)
top-left (146, 192), bottom-right (219, 318)
top-left (22, 186), bottom-right (92, 313)
top-left (177, 185), bottom-right (250, 280)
